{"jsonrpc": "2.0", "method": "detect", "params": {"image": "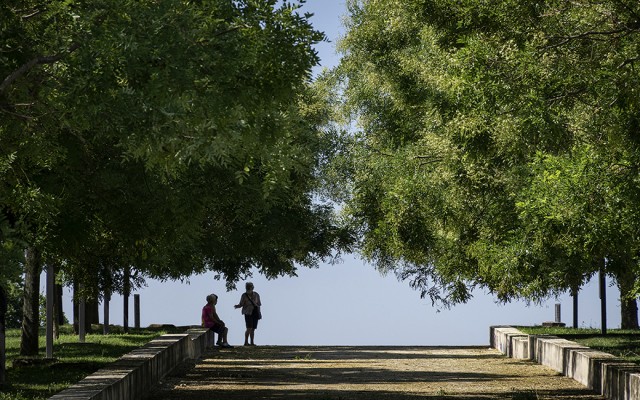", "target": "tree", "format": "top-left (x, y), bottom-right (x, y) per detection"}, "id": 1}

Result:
top-left (1, 0), bottom-right (350, 364)
top-left (333, 0), bottom-right (640, 316)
